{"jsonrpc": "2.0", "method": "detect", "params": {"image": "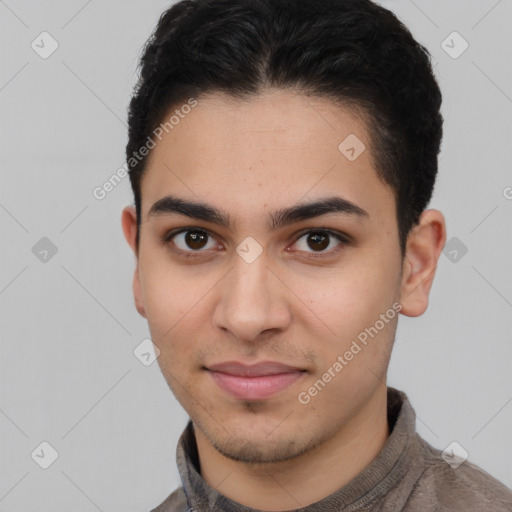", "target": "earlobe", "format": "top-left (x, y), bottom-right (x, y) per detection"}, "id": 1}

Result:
top-left (399, 209), bottom-right (446, 317)
top-left (121, 206), bottom-right (147, 318)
